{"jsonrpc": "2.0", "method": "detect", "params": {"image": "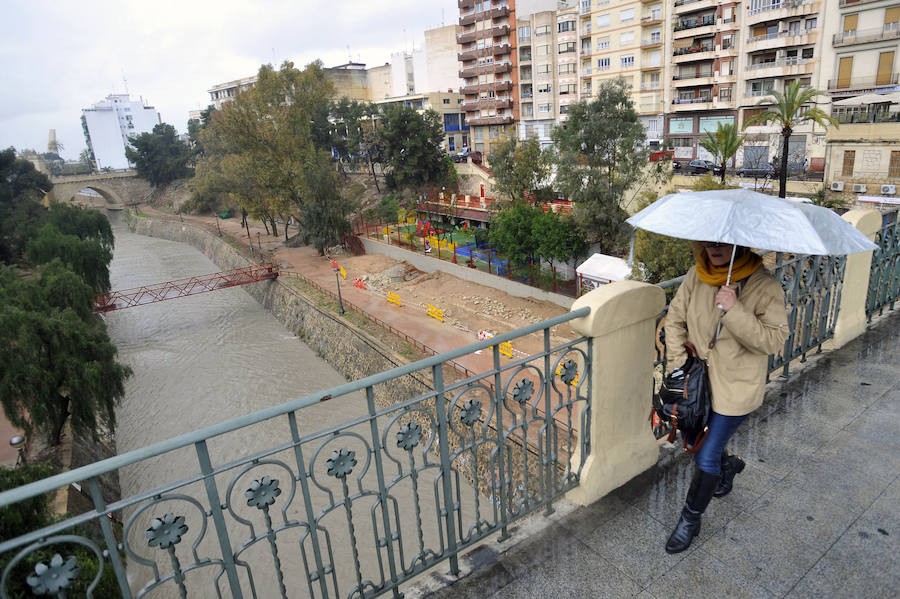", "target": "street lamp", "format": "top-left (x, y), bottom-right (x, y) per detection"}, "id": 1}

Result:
top-left (214, 213), bottom-right (222, 237)
top-left (10, 435), bottom-right (26, 466)
top-left (332, 261), bottom-right (346, 315)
